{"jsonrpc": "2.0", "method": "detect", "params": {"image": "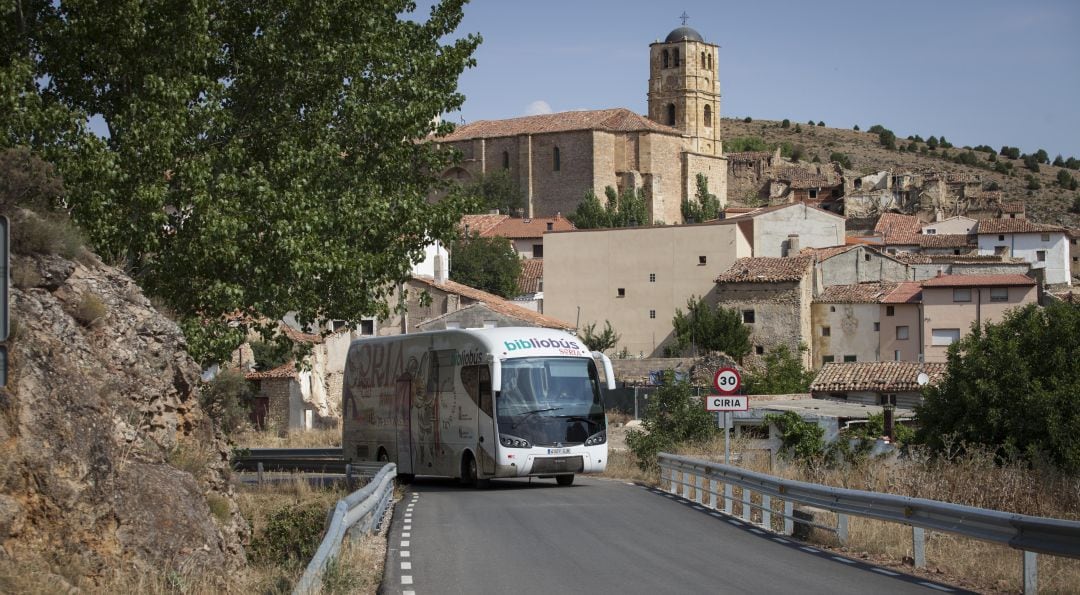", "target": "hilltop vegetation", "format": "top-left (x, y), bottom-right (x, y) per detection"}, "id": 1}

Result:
top-left (720, 118), bottom-right (1080, 227)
